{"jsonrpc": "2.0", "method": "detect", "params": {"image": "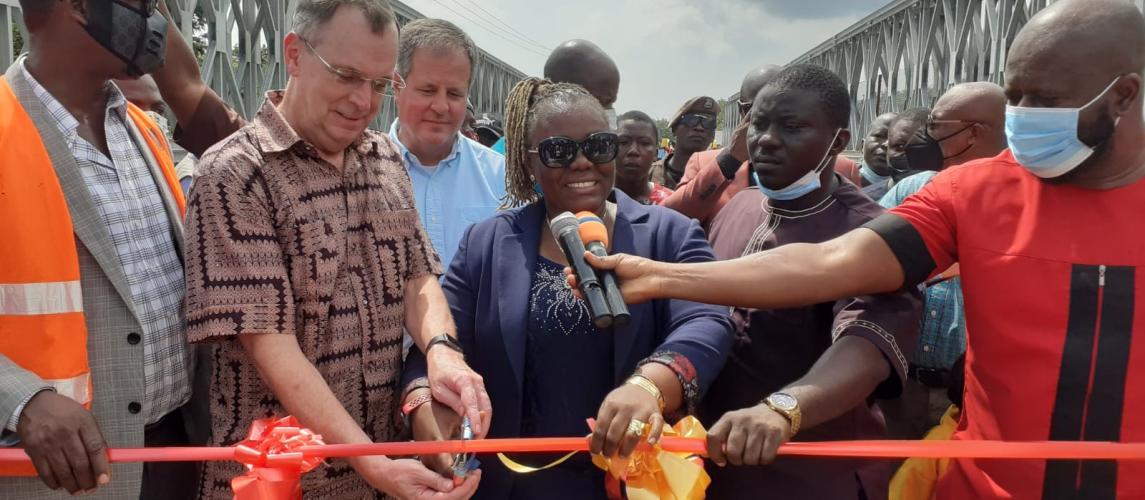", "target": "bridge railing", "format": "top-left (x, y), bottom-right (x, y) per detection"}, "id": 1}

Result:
top-left (722, 0), bottom-right (1144, 150)
top-left (2, 0), bottom-right (526, 133)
